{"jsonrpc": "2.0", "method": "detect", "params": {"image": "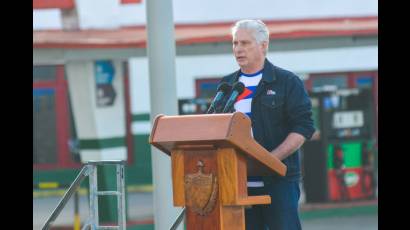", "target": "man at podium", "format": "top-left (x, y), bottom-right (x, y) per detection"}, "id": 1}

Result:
top-left (219, 19), bottom-right (316, 229)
